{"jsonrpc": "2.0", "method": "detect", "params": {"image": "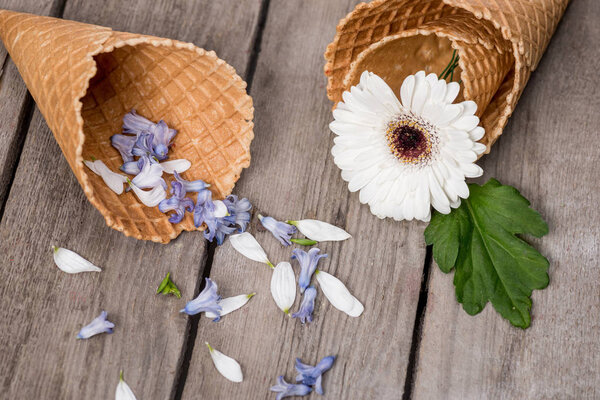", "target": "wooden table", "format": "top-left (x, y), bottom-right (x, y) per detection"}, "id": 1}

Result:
top-left (0, 0), bottom-right (598, 399)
